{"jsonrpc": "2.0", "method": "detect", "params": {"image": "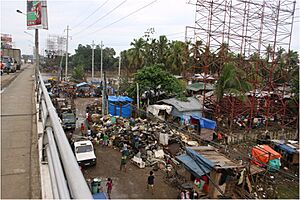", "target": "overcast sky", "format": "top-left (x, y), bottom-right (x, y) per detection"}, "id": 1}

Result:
top-left (1, 0), bottom-right (300, 56)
